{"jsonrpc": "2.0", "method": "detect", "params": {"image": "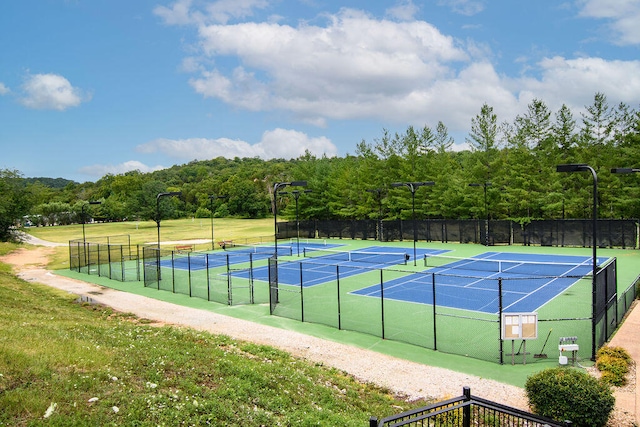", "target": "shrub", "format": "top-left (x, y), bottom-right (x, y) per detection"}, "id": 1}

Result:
top-left (596, 346), bottom-right (632, 386)
top-left (525, 367), bottom-right (615, 427)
